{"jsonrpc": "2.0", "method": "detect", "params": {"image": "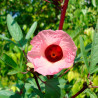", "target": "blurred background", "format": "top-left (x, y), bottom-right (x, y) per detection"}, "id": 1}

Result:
top-left (0, 0), bottom-right (98, 97)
